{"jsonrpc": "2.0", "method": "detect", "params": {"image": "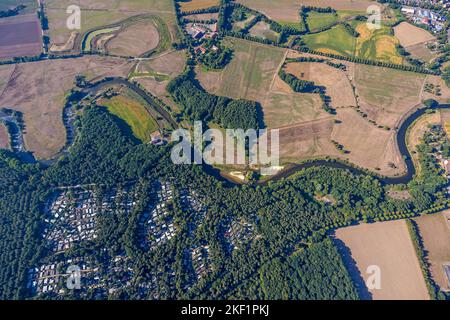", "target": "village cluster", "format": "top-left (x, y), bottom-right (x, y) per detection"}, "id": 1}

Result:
top-left (138, 181), bottom-right (177, 250)
top-left (401, 5), bottom-right (447, 33)
top-left (26, 254), bottom-right (153, 297)
top-left (224, 219), bottom-right (256, 251)
top-left (185, 22), bottom-right (220, 55)
top-left (43, 187), bottom-right (136, 252)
